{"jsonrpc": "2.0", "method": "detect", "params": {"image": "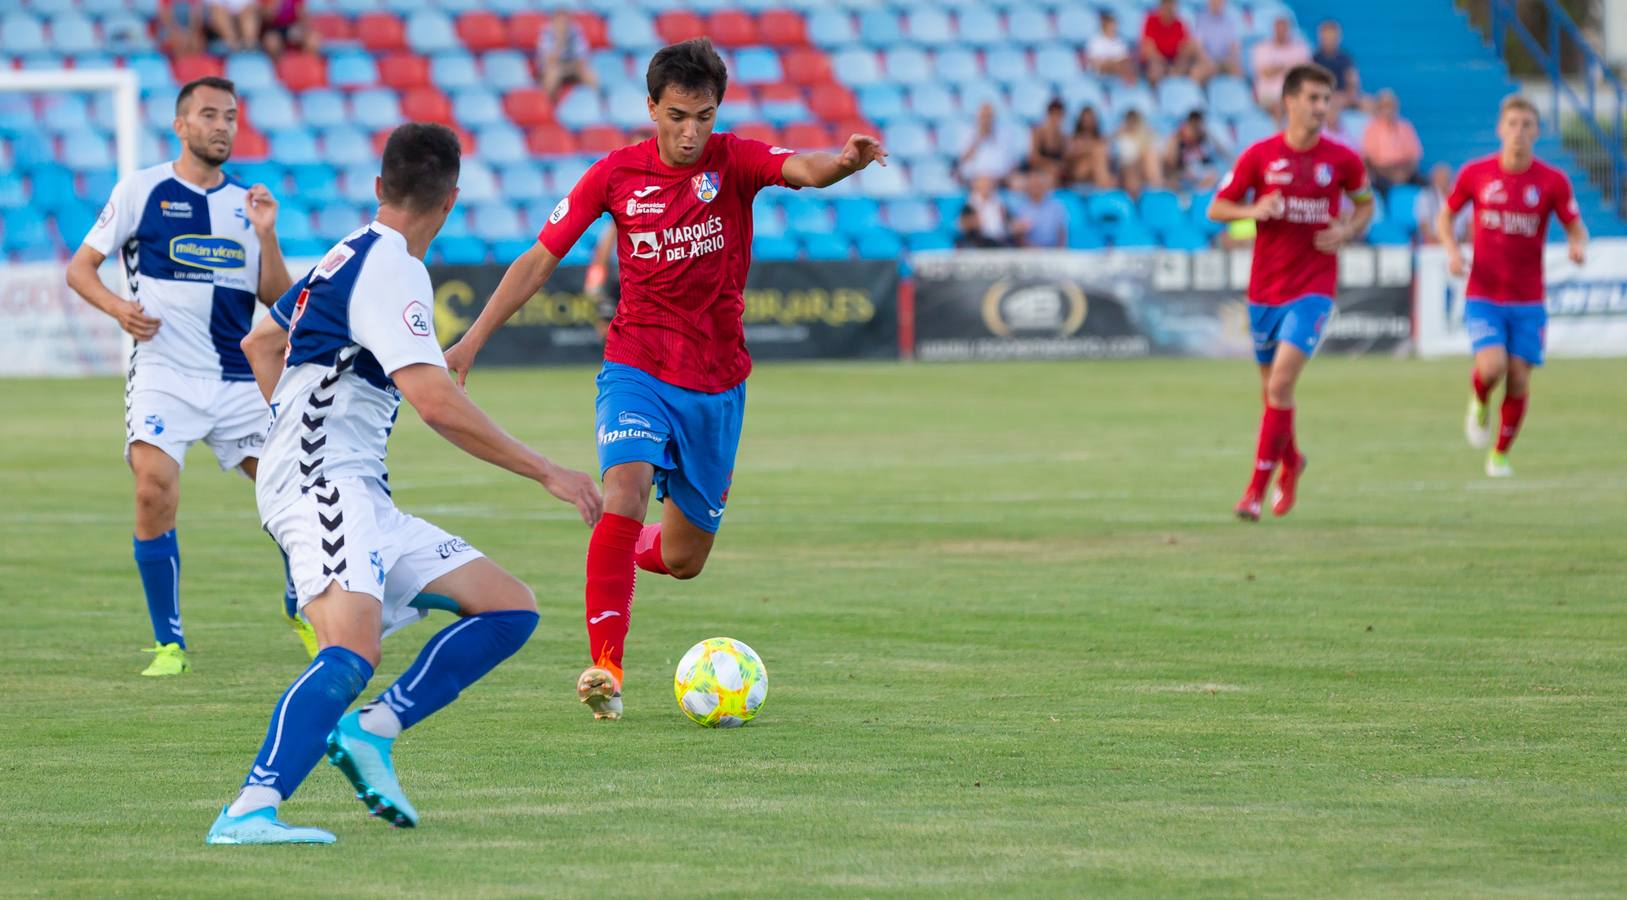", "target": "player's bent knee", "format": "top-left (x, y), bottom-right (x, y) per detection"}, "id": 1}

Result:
top-left (667, 557), bottom-right (706, 580)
